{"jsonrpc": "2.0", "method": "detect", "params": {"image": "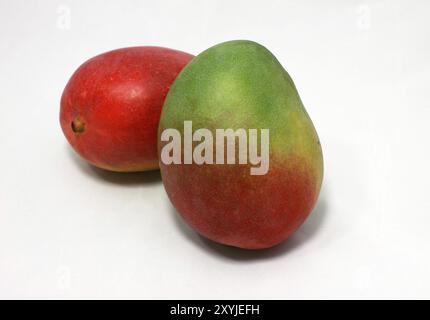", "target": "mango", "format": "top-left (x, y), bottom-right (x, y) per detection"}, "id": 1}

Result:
top-left (158, 40), bottom-right (323, 249)
top-left (60, 47), bottom-right (193, 172)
